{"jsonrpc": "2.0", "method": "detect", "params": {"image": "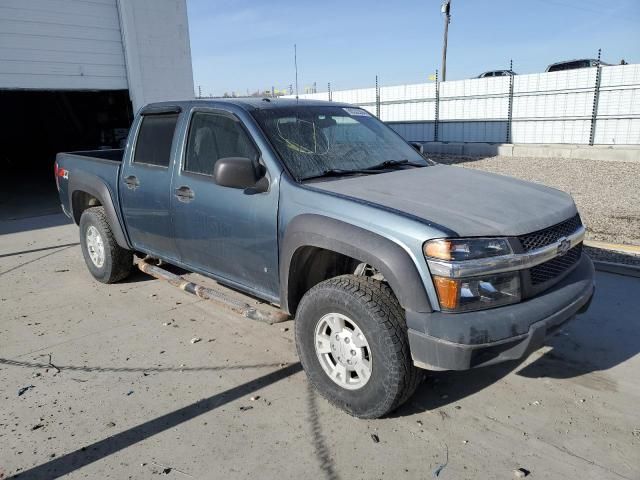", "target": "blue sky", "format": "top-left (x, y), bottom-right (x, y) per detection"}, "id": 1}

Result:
top-left (187, 0), bottom-right (640, 96)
